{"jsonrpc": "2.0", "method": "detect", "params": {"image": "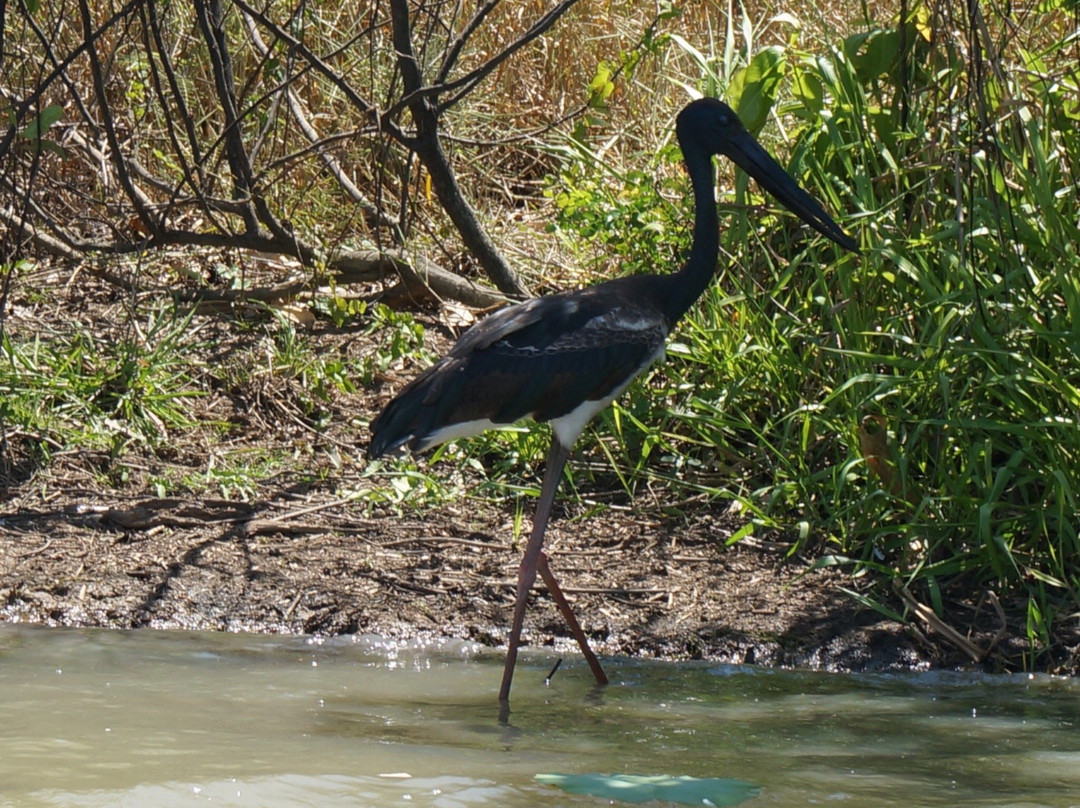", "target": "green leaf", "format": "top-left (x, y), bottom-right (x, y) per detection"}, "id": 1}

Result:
top-left (727, 47), bottom-right (785, 133)
top-left (844, 28), bottom-right (905, 83)
top-left (20, 104), bottom-right (63, 140)
top-left (792, 67), bottom-right (824, 114)
top-left (536, 773), bottom-right (760, 806)
top-left (588, 61), bottom-right (616, 109)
